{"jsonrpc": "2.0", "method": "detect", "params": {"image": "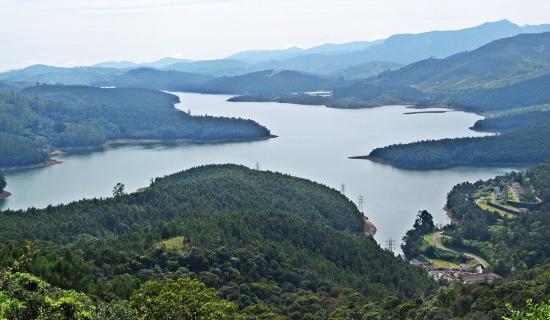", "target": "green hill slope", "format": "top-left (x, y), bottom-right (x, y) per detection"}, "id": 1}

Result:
top-left (335, 32), bottom-right (550, 110)
top-left (0, 165), bottom-right (434, 318)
